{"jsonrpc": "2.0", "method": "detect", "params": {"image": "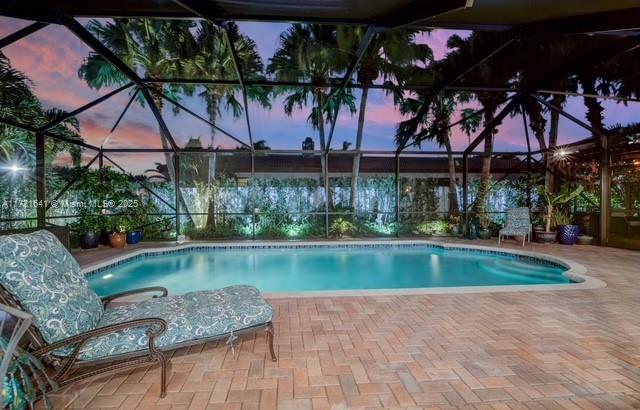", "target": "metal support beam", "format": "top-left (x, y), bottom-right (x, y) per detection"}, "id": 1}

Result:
top-left (63, 18), bottom-right (179, 153)
top-left (145, 78), bottom-right (518, 93)
top-left (45, 153), bottom-right (100, 210)
top-left (600, 133), bottom-right (610, 246)
top-left (102, 87), bottom-right (140, 147)
top-left (39, 83), bottom-right (133, 132)
top-left (139, 86), bottom-right (180, 152)
top-left (0, 116), bottom-right (100, 151)
top-left (324, 153), bottom-right (330, 238)
top-left (395, 153), bottom-right (400, 237)
top-left (170, 0), bottom-right (254, 151)
top-left (0, 22), bottom-right (47, 49)
top-left (174, 153), bottom-right (181, 237)
top-left (102, 154), bottom-right (176, 212)
top-left (521, 105), bottom-right (533, 208)
top-left (221, 23), bottom-right (254, 150)
top-left (251, 152), bottom-right (256, 240)
top-left (35, 132), bottom-right (46, 228)
top-left (529, 93), bottom-right (606, 139)
top-left (161, 92), bottom-right (251, 149)
top-left (325, 26), bottom-right (378, 153)
top-left (397, 38), bottom-right (516, 154)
